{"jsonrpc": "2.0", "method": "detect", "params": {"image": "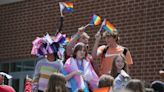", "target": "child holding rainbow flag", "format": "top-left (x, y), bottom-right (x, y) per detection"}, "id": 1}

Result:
top-left (91, 19), bottom-right (133, 76)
